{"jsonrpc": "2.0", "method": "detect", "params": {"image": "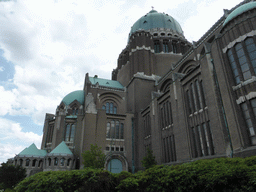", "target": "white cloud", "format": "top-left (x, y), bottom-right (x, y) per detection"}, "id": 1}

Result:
top-left (0, 66), bottom-right (4, 71)
top-left (0, 0), bottom-right (245, 162)
top-left (0, 117), bottom-right (42, 163)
